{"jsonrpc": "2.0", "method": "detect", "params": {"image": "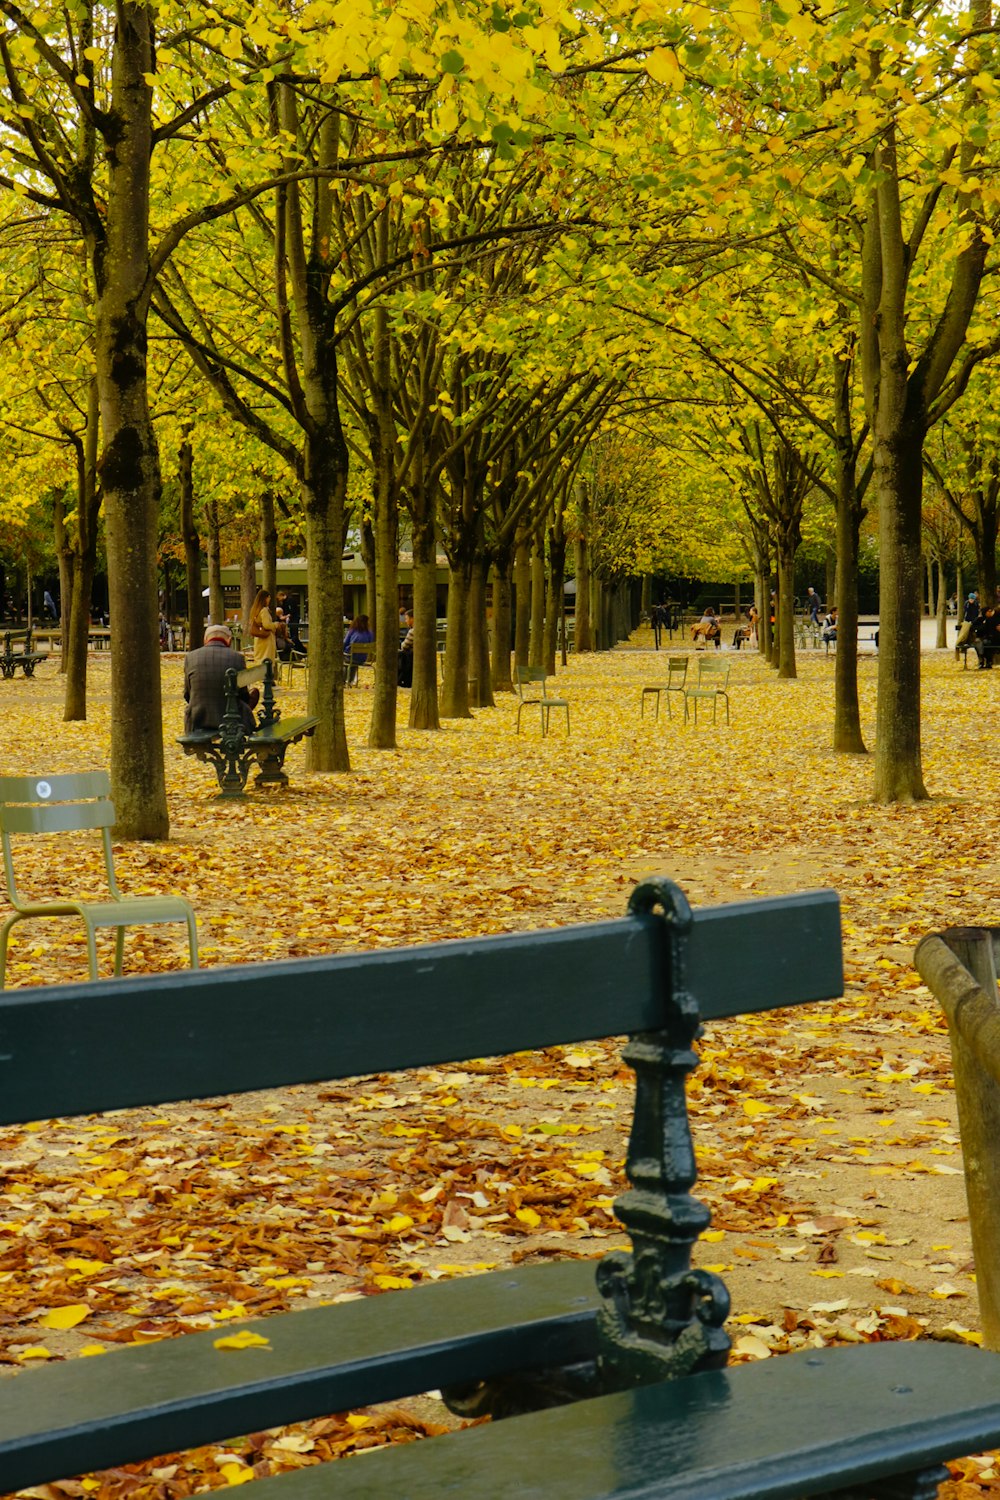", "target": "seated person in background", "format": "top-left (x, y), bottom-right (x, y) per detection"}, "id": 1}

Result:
top-left (973, 604), bottom-right (1000, 669)
top-left (397, 610), bottom-right (415, 688)
top-left (343, 614), bottom-right (375, 683)
top-left (822, 605), bottom-right (838, 644)
top-left (184, 624), bottom-right (258, 732)
top-left (691, 606), bottom-right (722, 649)
top-left (732, 609), bottom-right (752, 650)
